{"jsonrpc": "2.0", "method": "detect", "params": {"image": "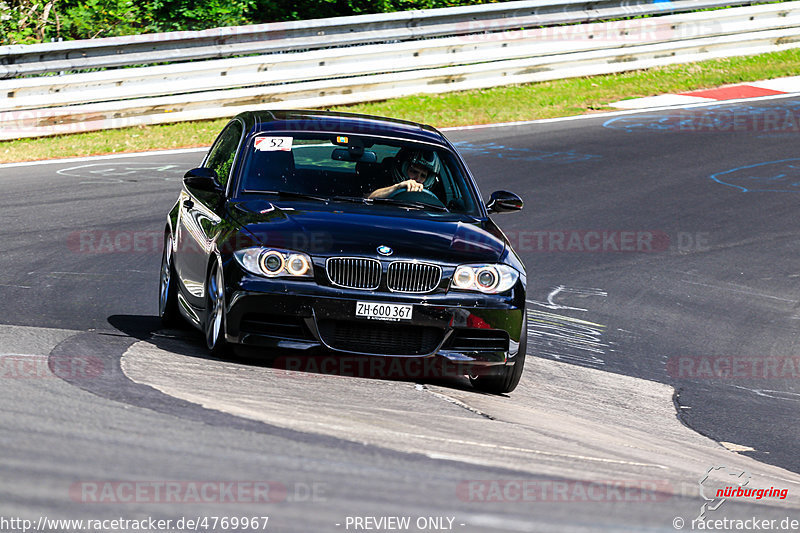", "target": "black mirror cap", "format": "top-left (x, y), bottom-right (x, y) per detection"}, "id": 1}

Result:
top-left (486, 190), bottom-right (523, 213)
top-left (184, 168), bottom-right (224, 193)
